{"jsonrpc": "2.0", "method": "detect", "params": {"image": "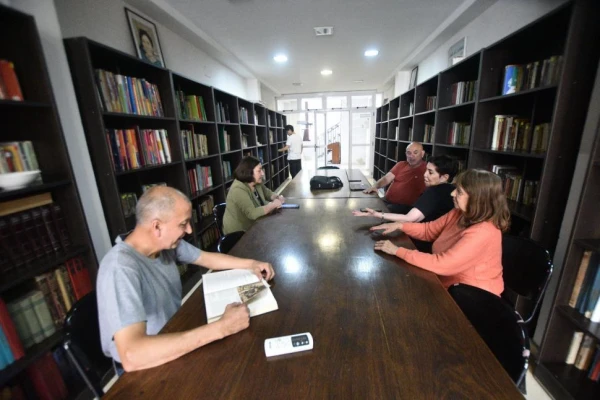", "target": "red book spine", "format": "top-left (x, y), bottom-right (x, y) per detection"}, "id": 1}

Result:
top-left (27, 356), bottom-right (56, 400)
top-left (66, 258), bottom-right (92, 300)
top-left (0, 298), bottom-right (25, 359)
top-left (43, 352), bottom-right (68, 399)
top-left (0, 60), bottom-right (24, 101)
